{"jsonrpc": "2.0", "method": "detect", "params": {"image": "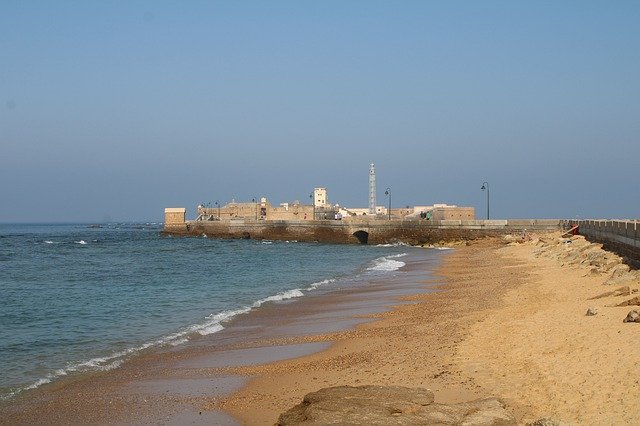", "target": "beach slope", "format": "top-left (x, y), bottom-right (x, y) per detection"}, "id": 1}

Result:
top-left (219, 235), bottom-right (640, 424)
